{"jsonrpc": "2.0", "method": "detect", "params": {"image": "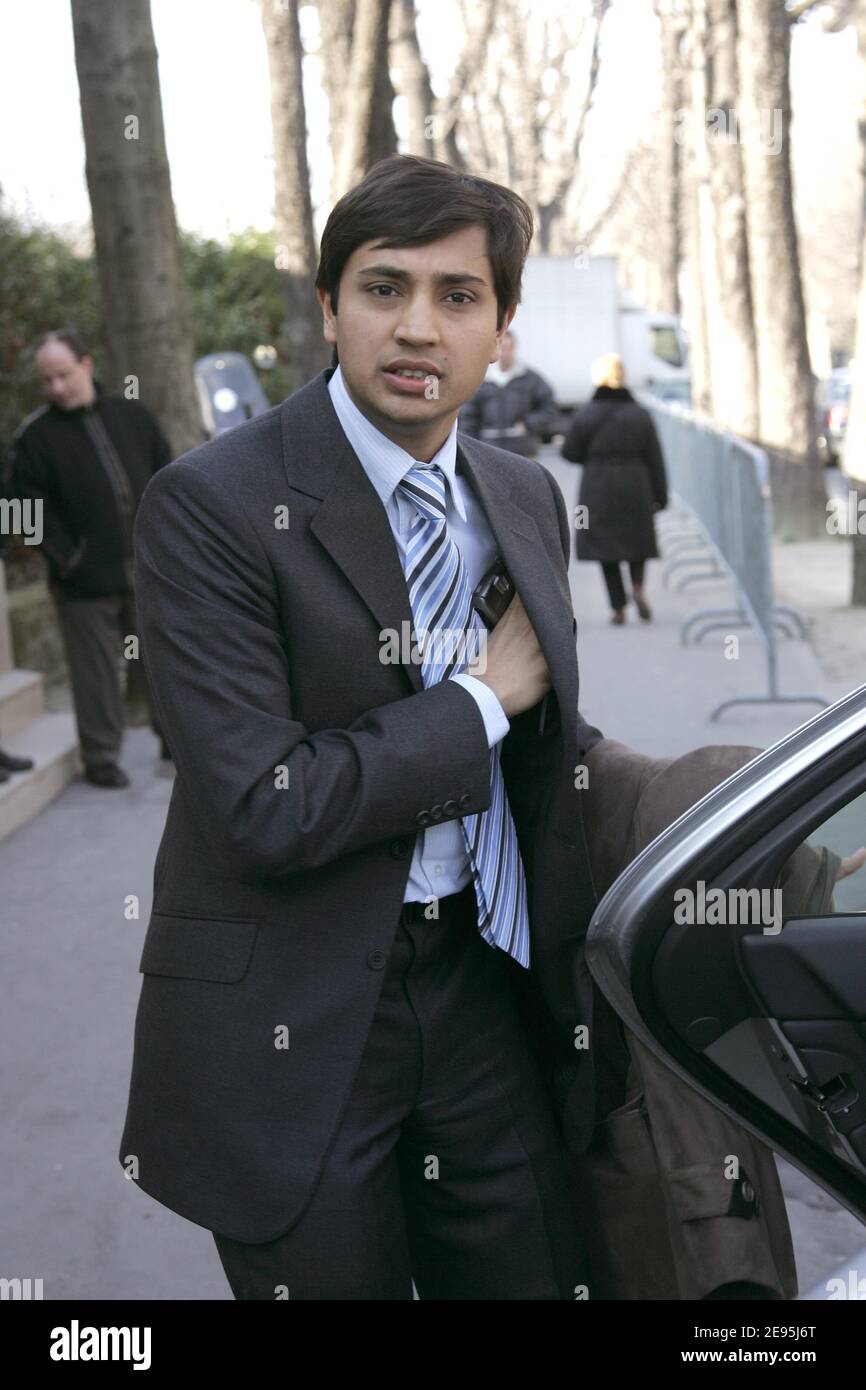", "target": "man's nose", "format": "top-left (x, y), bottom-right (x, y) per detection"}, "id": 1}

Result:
top-left (394, 293), bottom-right (440, 344)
